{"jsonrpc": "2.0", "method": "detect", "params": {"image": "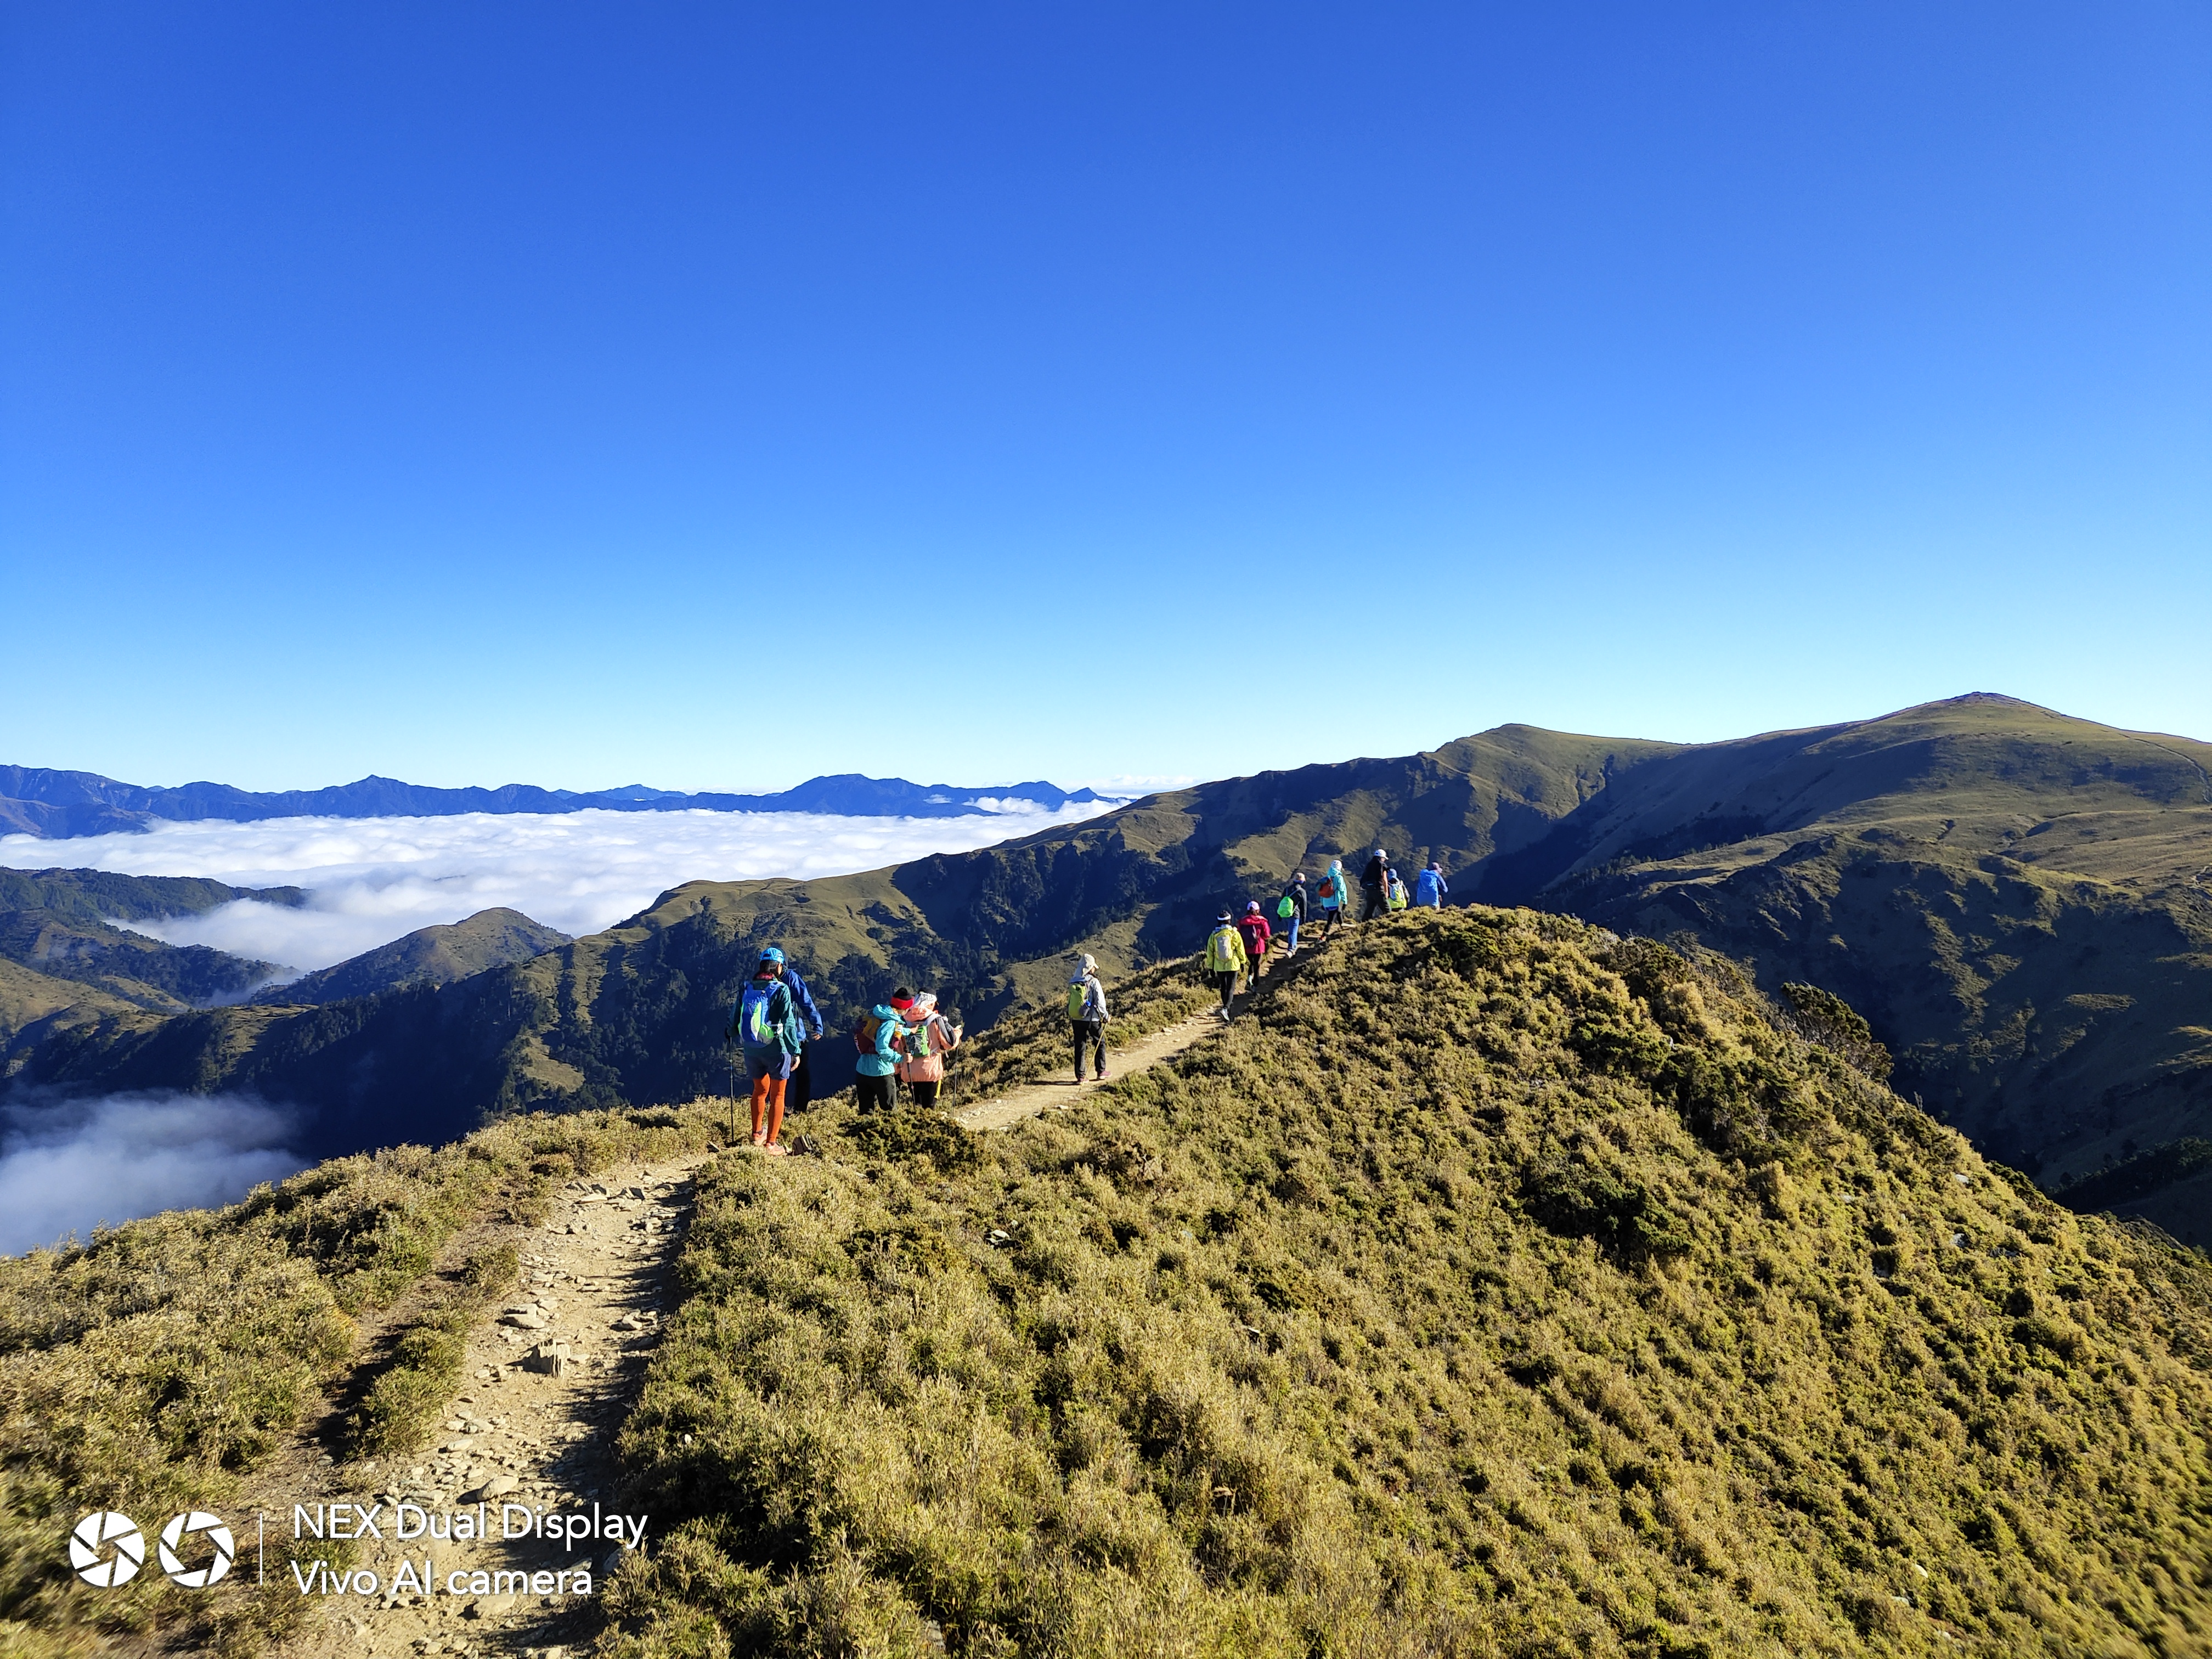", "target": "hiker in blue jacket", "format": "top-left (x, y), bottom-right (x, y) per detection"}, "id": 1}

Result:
top-left (1414, 862), bottom-right (1449, 909)
top-left (775, 949), bottom-right (828, 1113)
top-left (730, 947), bottom-right (809, 1155)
